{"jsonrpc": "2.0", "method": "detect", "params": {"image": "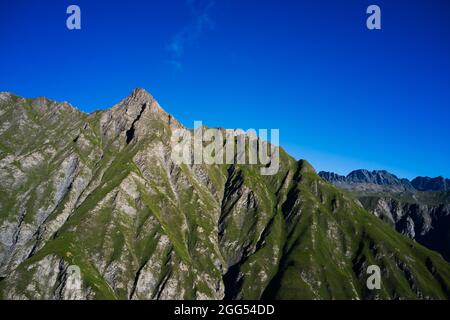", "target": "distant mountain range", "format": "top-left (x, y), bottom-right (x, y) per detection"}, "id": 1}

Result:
top-left (319, 170), bottom-right (450, 262)
top-left (319, 169), bottom-right (450, 193)
top-left (412, 176), bottom-right (450, 192)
